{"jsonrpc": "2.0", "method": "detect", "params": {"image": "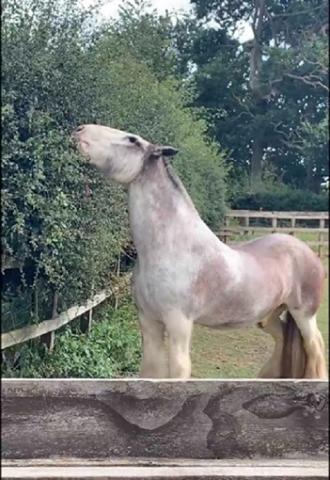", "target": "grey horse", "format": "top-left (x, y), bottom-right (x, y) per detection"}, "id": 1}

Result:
top-left (72, 124), bottom-right (327, 379)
